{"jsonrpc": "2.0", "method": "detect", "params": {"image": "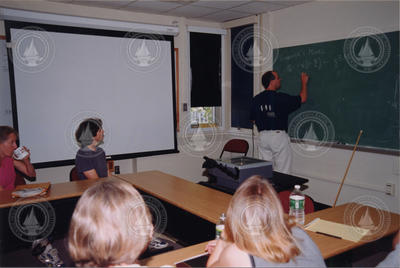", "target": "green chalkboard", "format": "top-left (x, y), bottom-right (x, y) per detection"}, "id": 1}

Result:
top-left (274, 31), bottom-right (399, 150)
